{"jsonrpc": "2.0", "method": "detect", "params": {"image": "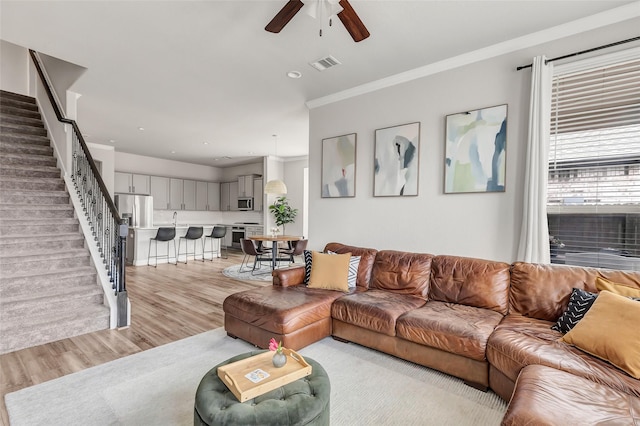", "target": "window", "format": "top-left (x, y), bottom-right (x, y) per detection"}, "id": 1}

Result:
top-left (547, 50), bottom-right (640, 271)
